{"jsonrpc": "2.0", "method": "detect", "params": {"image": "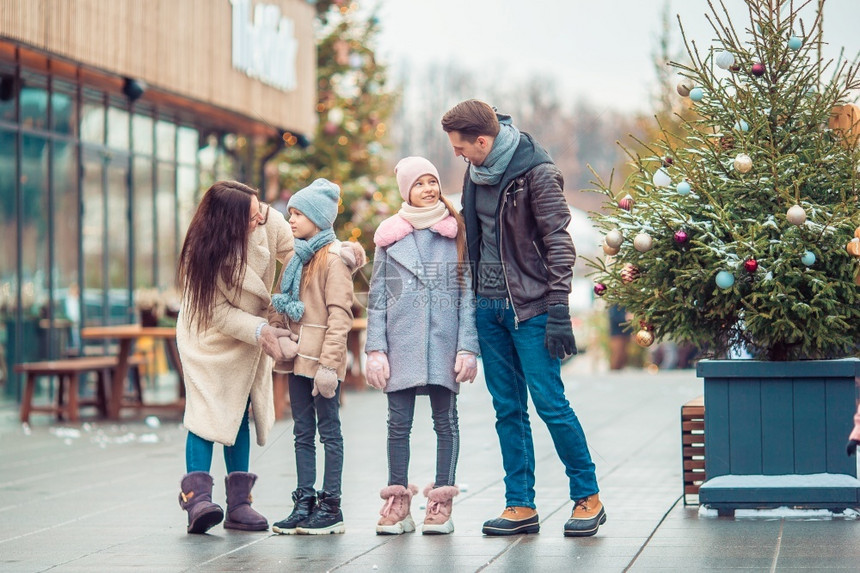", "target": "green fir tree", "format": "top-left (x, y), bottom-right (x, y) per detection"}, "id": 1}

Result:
top-left (276, 0), bottom-right (400, 257)
top-left (587, 0), bottom-right (860, 361)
